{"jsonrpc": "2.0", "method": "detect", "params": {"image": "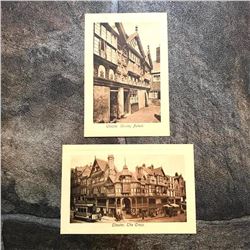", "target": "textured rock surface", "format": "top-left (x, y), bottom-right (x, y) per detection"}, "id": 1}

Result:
top-left (1, 1), bottom-right (118, 218)
top-left (1, 1), bottom-right (250, 249)
top-left (119, 1), bottom-right (250, 220)
top-left (2, 215), bottom-right (250, 250)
